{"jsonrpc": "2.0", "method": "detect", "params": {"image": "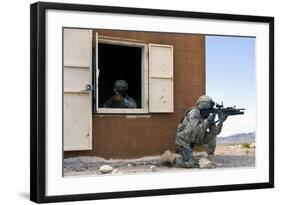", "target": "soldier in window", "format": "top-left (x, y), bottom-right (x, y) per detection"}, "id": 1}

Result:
top-left (103, 79), bottom-right (137, 108)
